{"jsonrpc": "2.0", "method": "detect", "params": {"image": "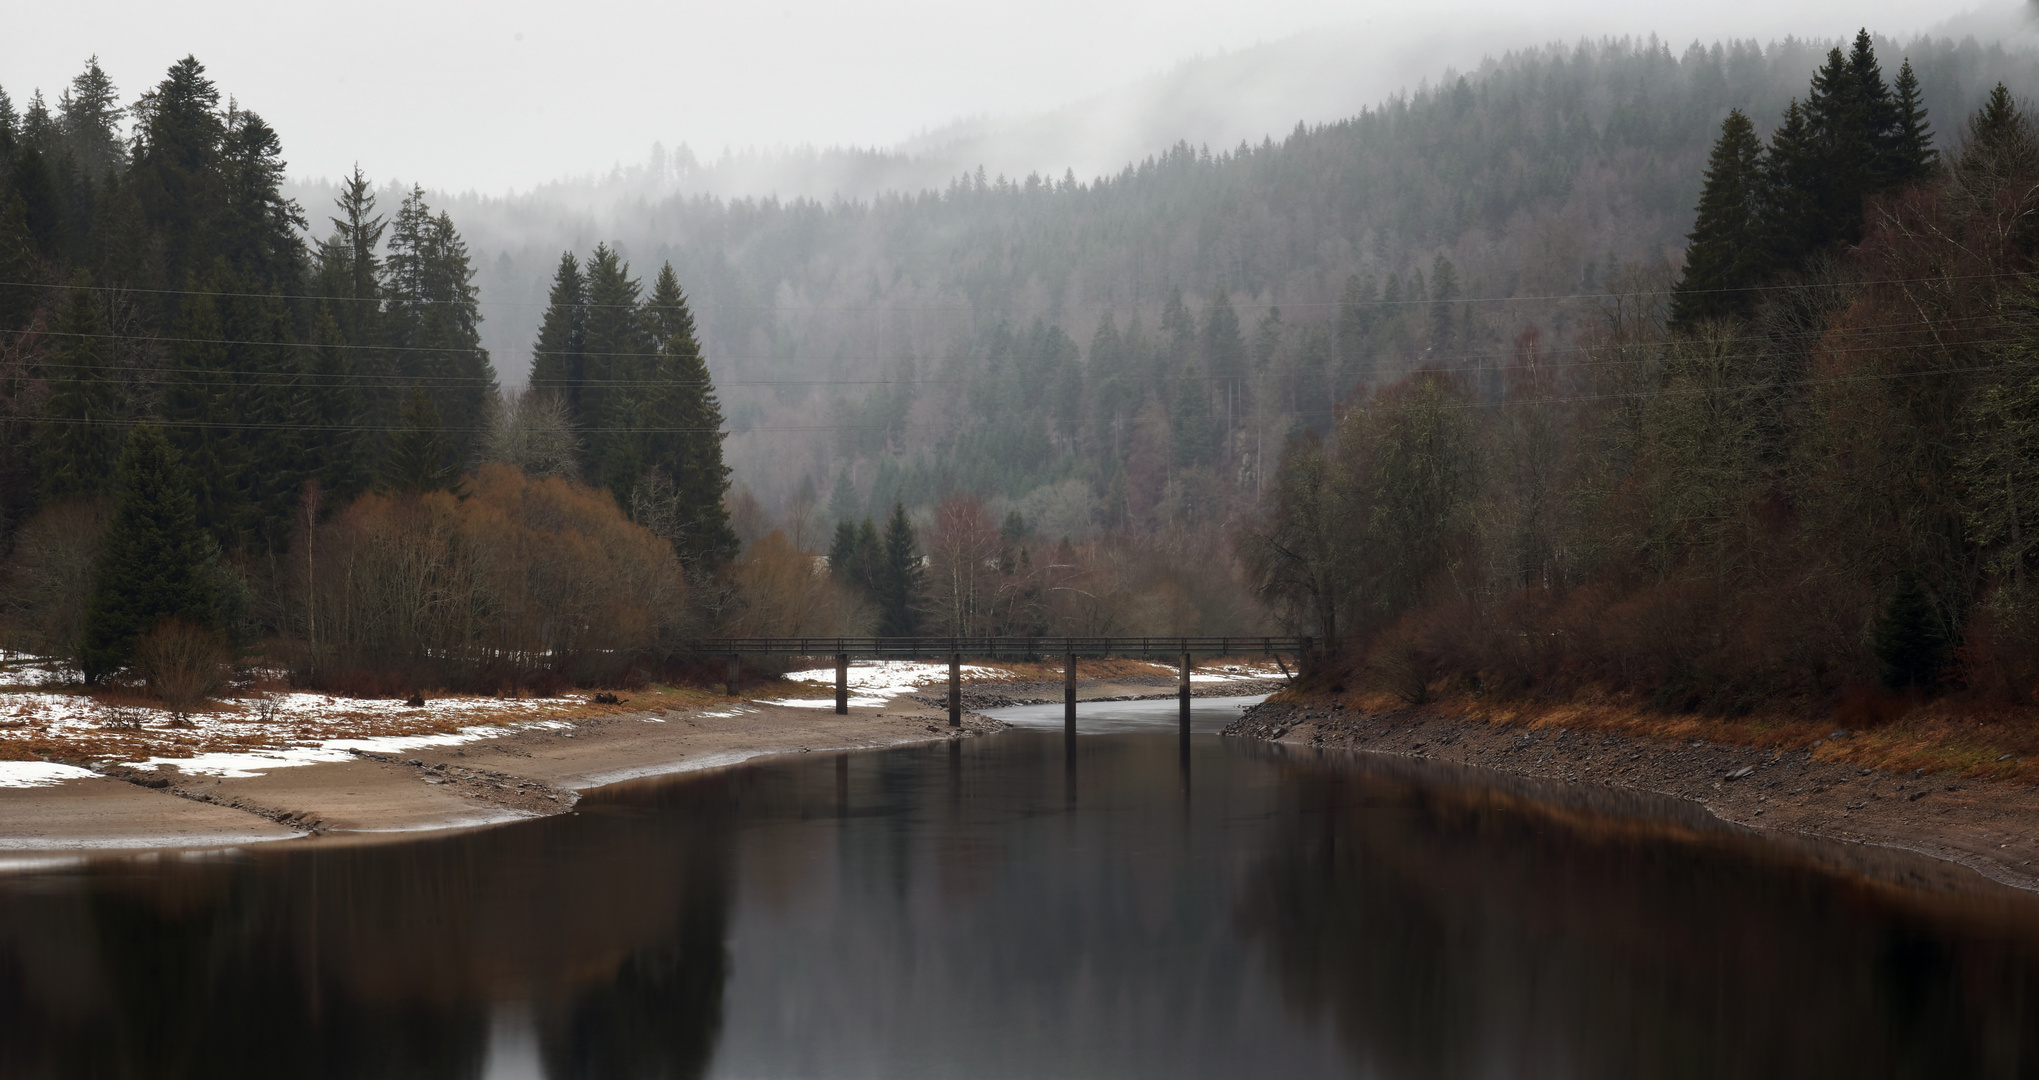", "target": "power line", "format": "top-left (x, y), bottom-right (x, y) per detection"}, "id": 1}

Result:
top-left (14, 354), bottom-right (2032, 436)
top-left (0, 266), bottom-right (2018, 313)
top-left (5, 309), bottom-right (2011, 385)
